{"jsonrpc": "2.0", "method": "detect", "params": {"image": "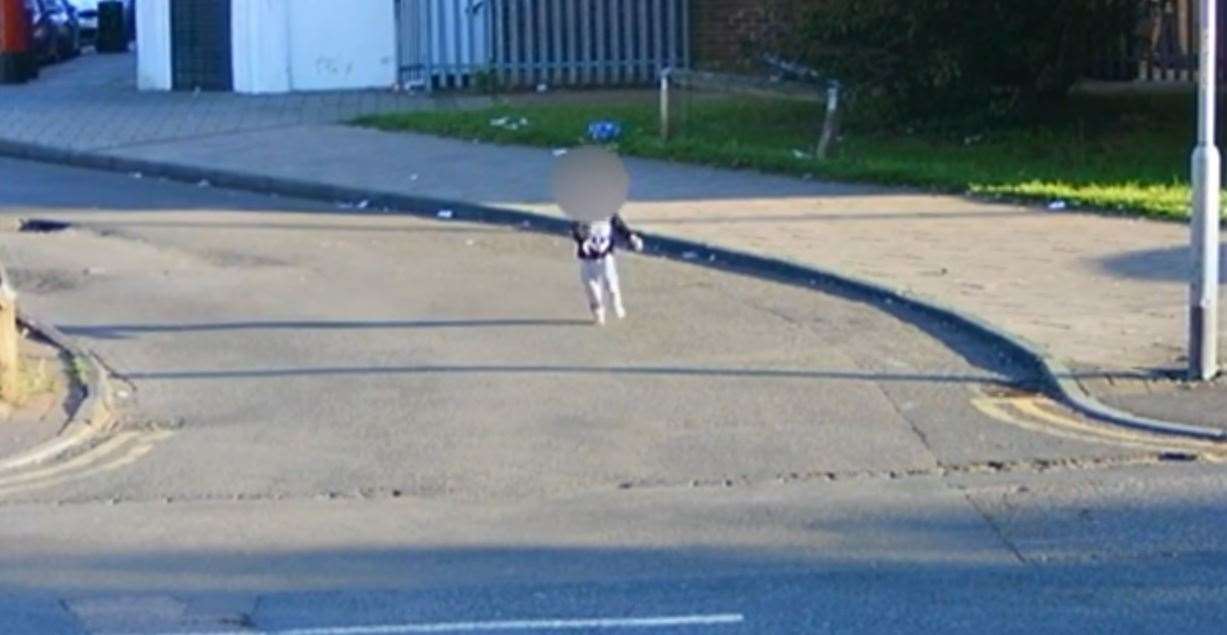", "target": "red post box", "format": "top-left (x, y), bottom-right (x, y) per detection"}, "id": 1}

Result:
top-left (0, 0), bottom-right (34, 83)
